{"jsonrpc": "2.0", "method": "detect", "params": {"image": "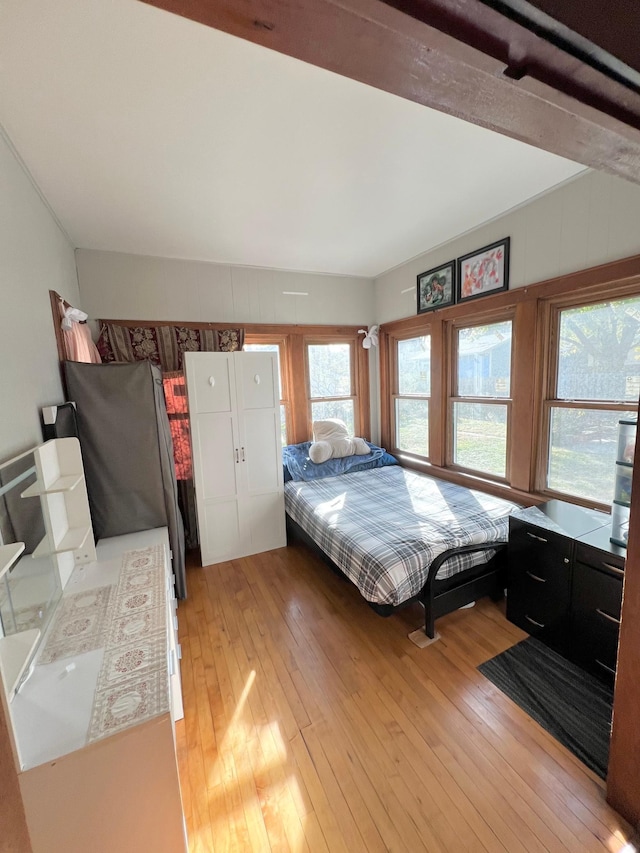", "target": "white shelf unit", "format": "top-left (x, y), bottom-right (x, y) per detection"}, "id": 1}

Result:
top-left (21, 473), bottom-right (82, 497)
top-left (30, 438), bottom-right (96, 588)
top-left (32, 527), bottom-right (91, 559)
